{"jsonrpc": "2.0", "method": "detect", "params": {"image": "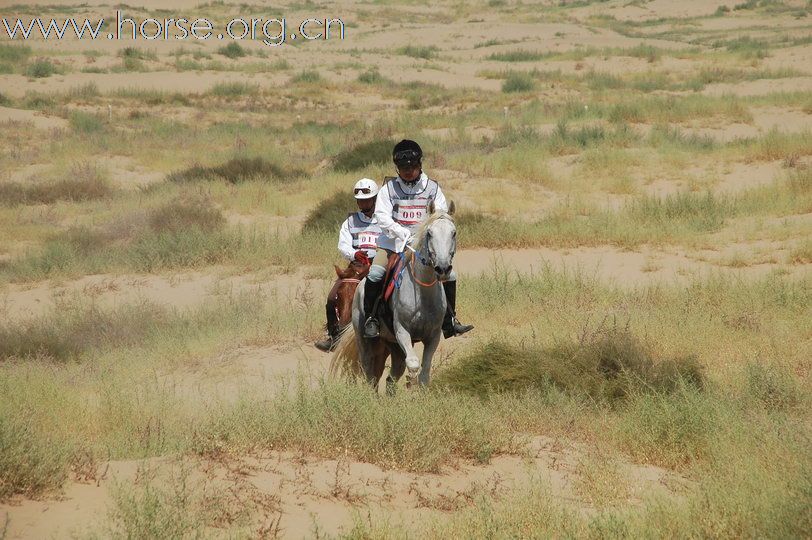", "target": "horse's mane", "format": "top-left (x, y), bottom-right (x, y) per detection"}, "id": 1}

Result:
top-left (414, 211), bottom-right (454, 249)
